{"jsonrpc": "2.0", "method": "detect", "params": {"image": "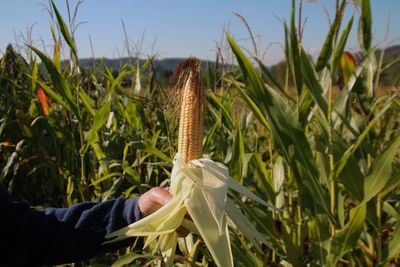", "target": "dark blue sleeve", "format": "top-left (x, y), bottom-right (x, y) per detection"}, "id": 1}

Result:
top-left (0, 185), bottom-right (142, 266)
